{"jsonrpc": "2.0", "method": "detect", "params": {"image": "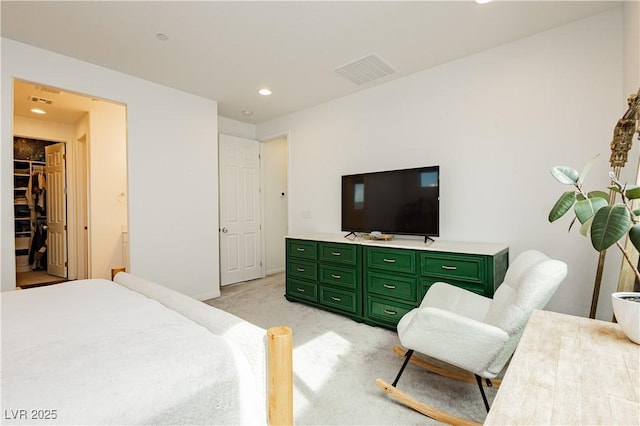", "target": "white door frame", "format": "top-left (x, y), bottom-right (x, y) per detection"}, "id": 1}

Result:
top-left (75, 133), bottom-right (90, 279)
top-left (259, 130), bottom-right (291, 276)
